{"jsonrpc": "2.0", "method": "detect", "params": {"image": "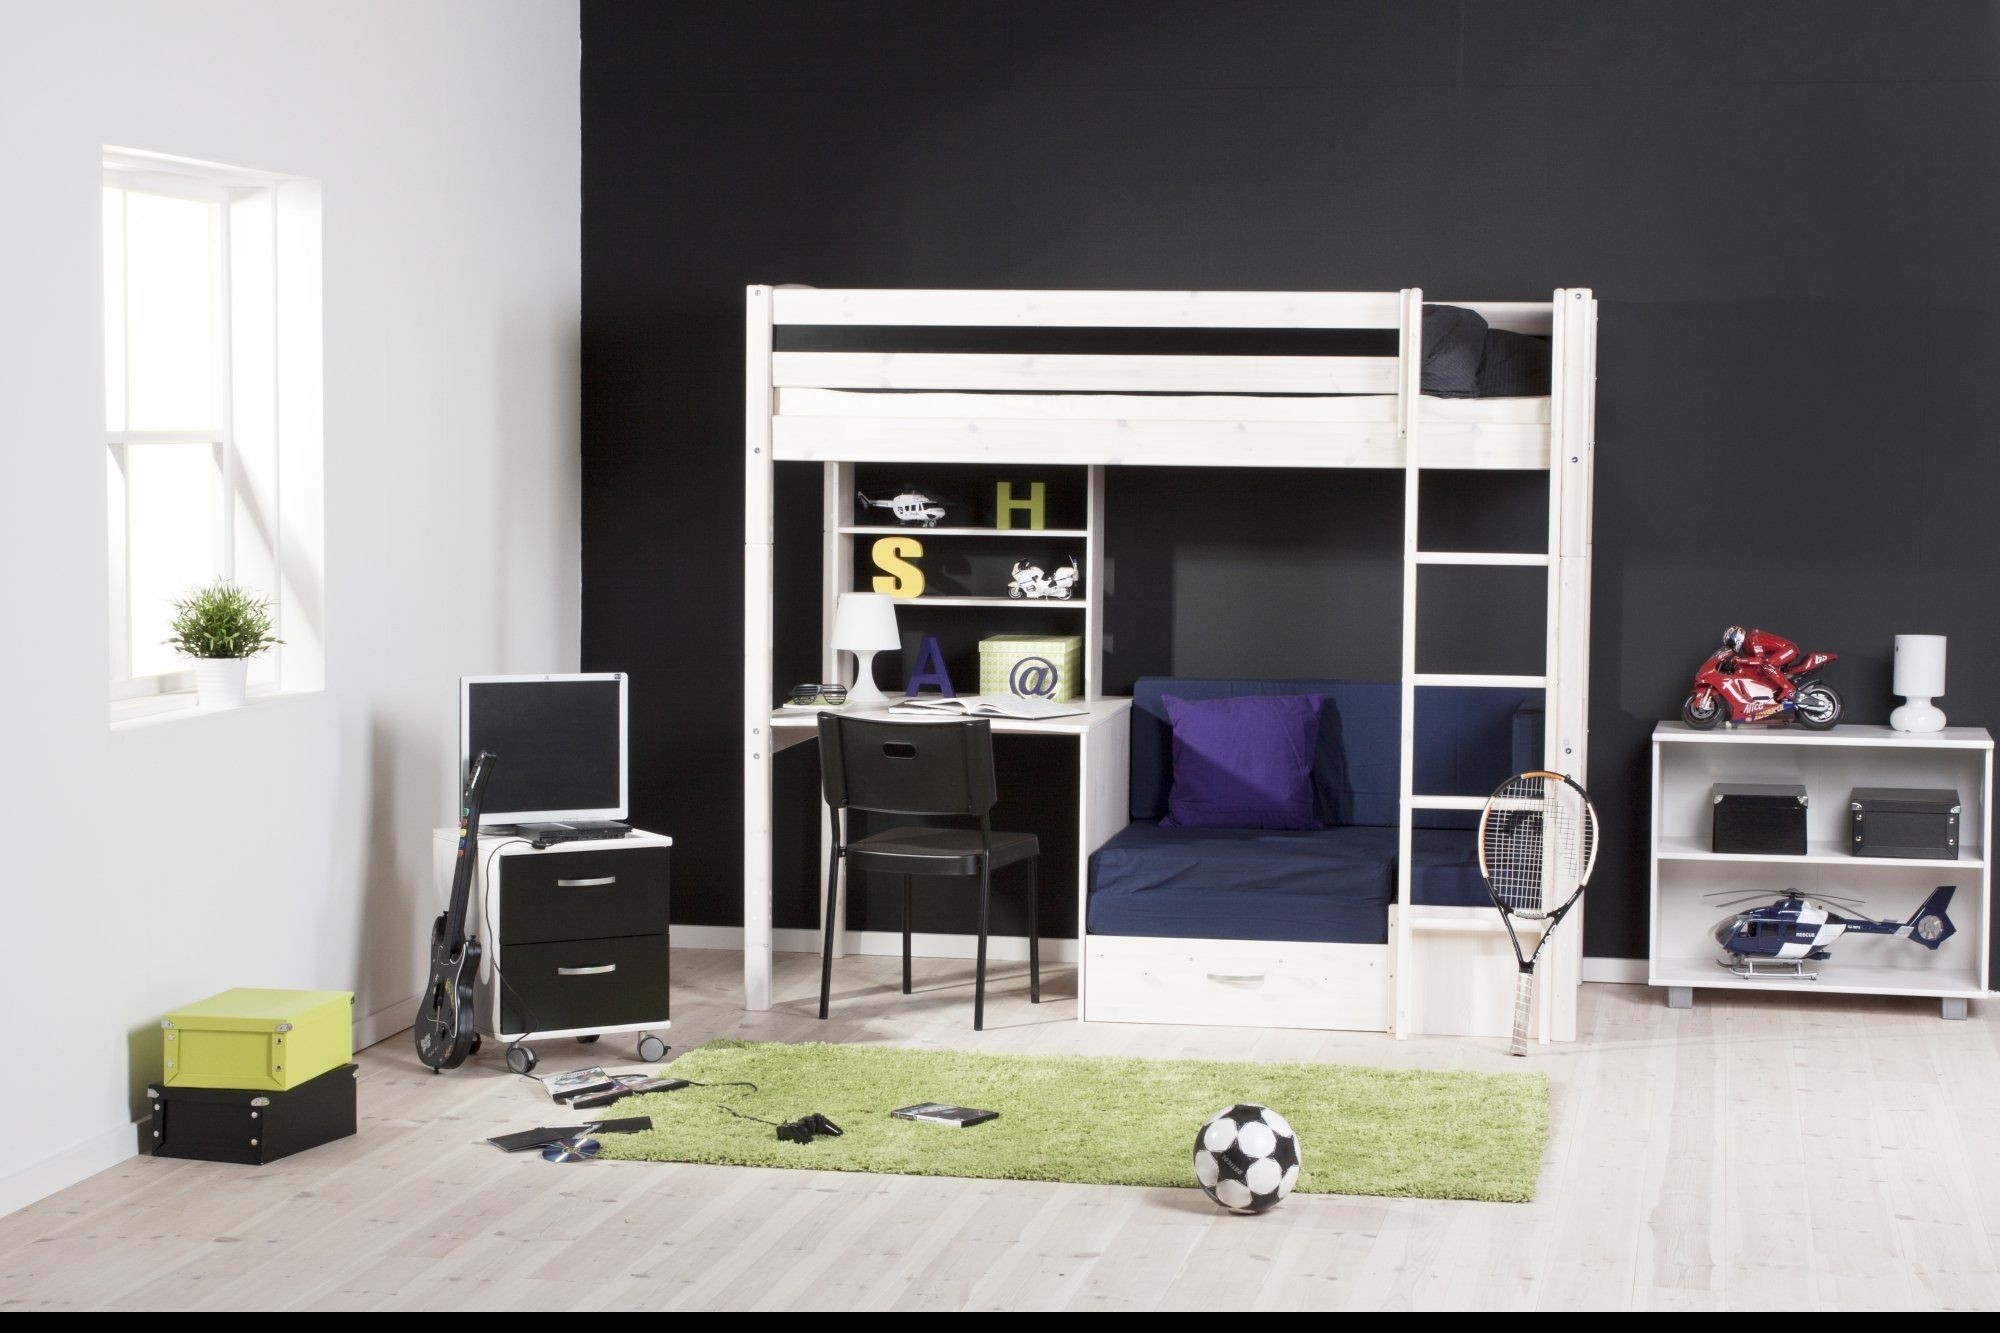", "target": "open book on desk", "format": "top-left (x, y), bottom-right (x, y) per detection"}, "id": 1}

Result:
top-left (888, 694), bottom-right (1088, 721)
